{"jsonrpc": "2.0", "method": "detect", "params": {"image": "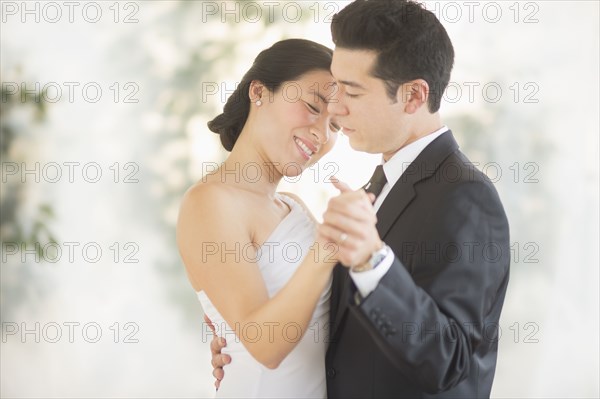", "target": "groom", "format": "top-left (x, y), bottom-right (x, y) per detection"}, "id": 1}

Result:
top-left (211, 0), bottom-right (510, 397)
